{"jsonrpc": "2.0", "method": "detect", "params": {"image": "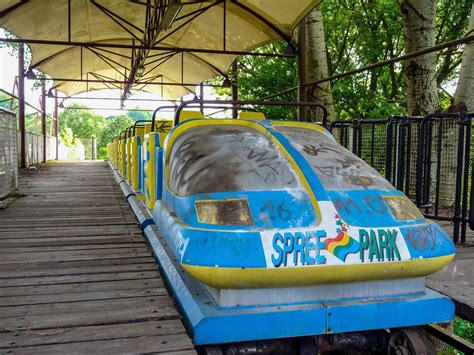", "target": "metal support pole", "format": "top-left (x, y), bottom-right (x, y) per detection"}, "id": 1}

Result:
top-left (92, 136), bottom-right (97, 160)
top-left (297, 20), bottom-right (307, 122)
top-left (199, 82), bottom-right (204, 114)
top-left (18, 43), bottom-right (26, 168)
top-left (41, 81), bottom-right (46, 163)
top-left (231, 60), bottom-right (238, 119)
top-left (54, 90), bottom-right (58, 160)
